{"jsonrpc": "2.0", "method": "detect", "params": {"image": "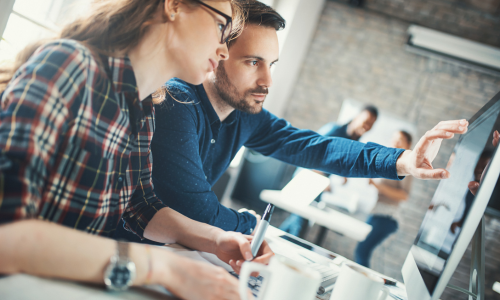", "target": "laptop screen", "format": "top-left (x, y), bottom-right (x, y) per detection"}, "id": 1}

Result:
top-left (410, 95), bottom-right (500, 294)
